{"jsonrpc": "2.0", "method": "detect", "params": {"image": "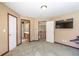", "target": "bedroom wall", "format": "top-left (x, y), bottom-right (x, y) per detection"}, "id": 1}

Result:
top-left (30, 19), bottom-right (38, 41)
top-left (0, 3), bottom-right (38, 55)
top-left (0, 3), bottom-right (22, 55)
top-left (51, 11), bottom-right (79, 48)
